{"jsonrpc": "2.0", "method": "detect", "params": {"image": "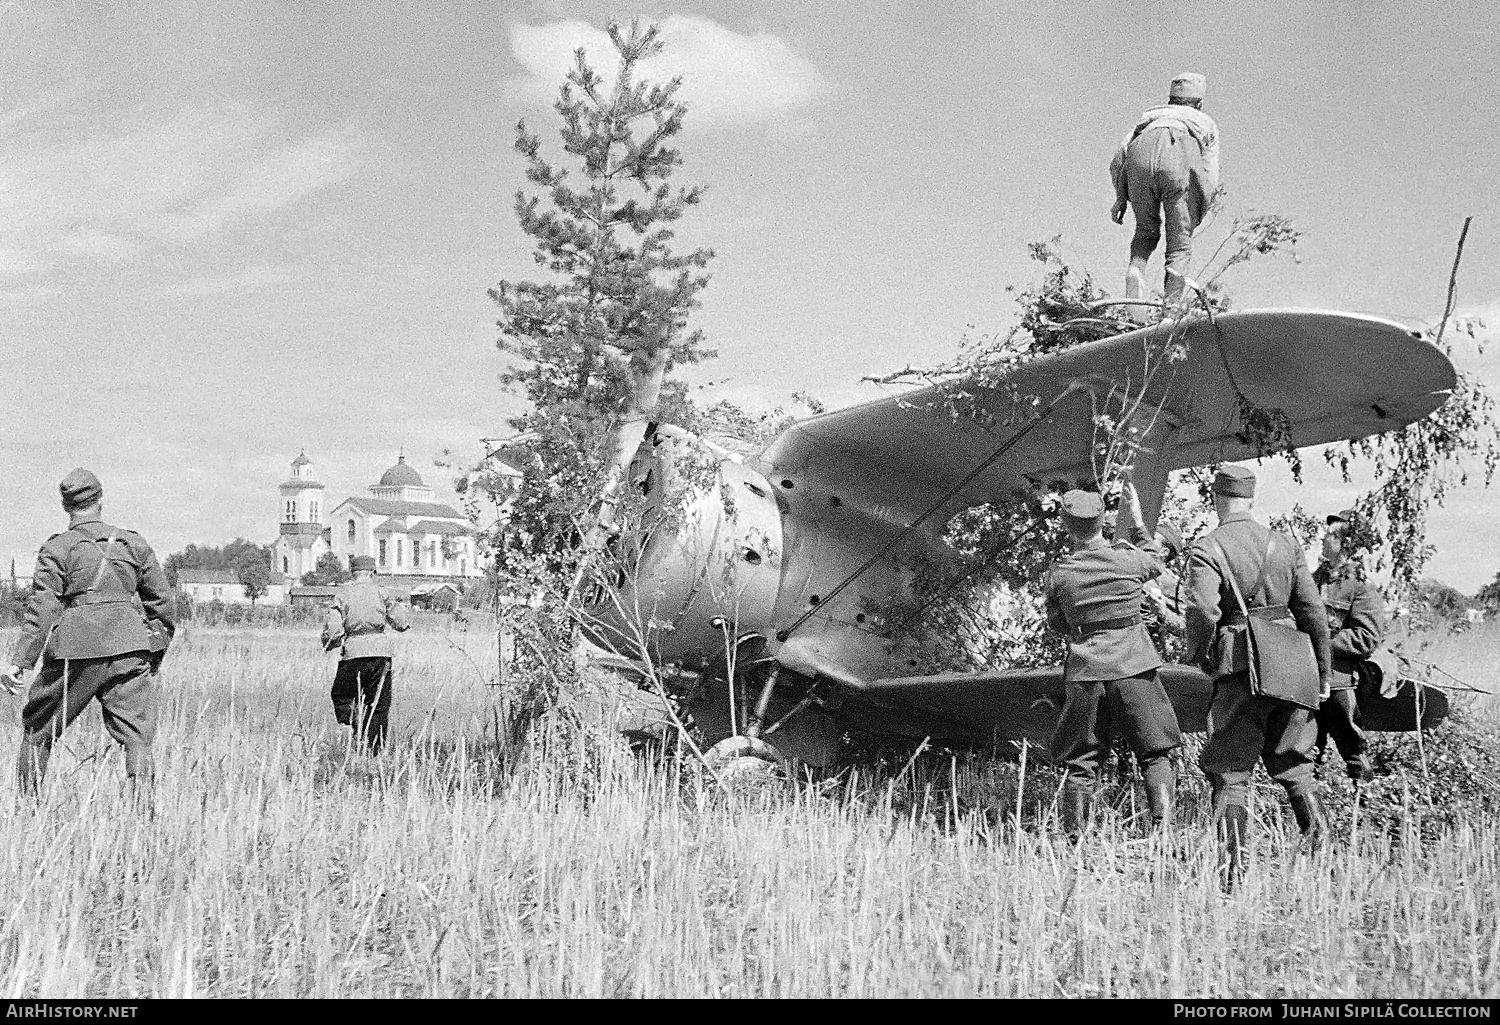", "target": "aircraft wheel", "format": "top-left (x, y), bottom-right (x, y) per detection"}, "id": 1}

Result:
top-left (704, 735), bottom-right (787, 784)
